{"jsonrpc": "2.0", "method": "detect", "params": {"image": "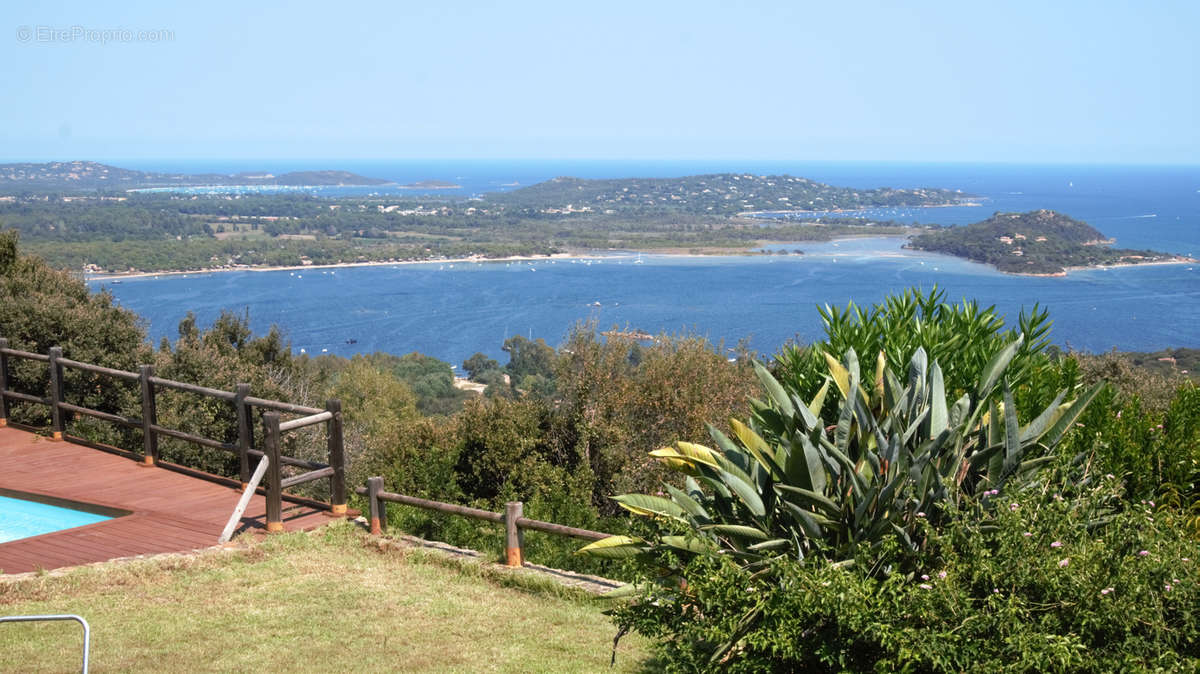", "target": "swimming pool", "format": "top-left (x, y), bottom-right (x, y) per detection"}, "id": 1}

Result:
top-left (0, 494), bottom-right (115, 543)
